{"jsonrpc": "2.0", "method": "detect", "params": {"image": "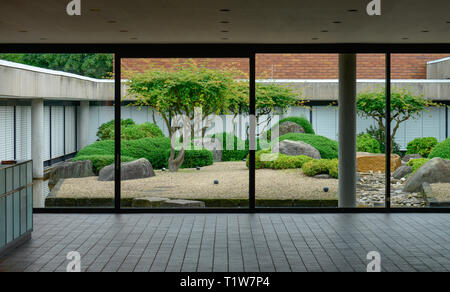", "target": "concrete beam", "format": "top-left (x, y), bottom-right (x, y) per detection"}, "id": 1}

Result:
top-left (338, 54), bottom-right (357, 208)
